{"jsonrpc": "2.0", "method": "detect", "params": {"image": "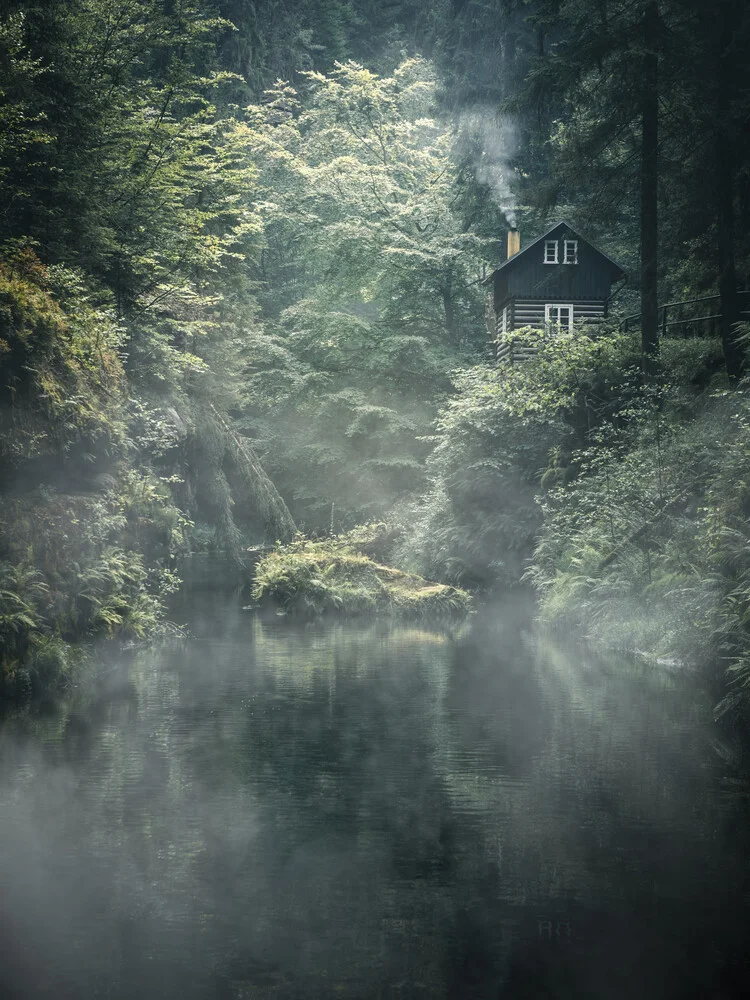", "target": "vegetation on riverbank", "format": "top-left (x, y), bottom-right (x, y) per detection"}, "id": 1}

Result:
top-left (398, 325), bottom-right (750, 721)
top-left (252, 527), bottom-right (472, 619)
top-left (531, 342), bottom-right (750, 722)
